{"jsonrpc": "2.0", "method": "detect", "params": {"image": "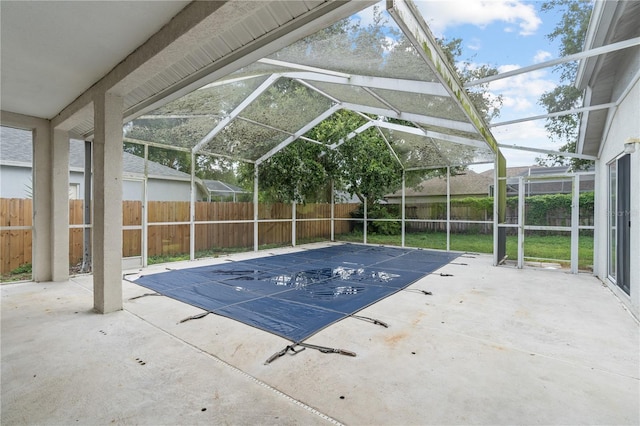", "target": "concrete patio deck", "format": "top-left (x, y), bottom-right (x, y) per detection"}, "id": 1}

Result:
top-left (2, 243), bottom-right (639, 425)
